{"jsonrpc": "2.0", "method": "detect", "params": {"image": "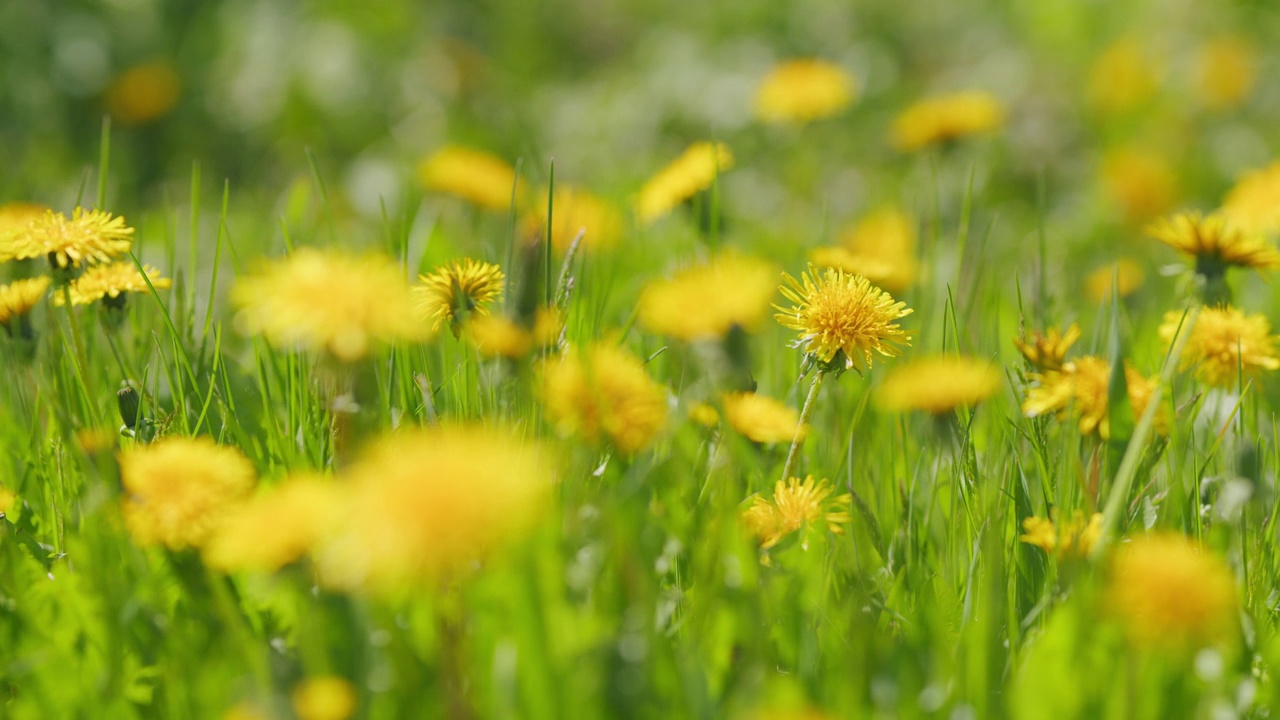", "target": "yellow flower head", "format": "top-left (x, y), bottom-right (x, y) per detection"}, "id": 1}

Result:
top-left (753, 59), bottom-right (857, 124)
top-left (1019, 510), bottom-right (1102, 559)
top-left (774, 265), bottom-right (912, 372)
top-left (464, 314), bottom-right (532, 359)
top-left (417, 145), bottom-right (523, 212)
top-left (0, 485), bottom-right (15, 515)
top-left (525, 185), bottom-right (622, 253)
top-left (810, 207), bottom-right (918, 293)
top-left (0, 276), bottom-right (51, 329)
top-left (413, 258), bottom-right (504, 337)
top-left (1022, 355), bottom-right (1164, 440)
top-left (1196, 35), bottom-right (1257, 111)
top-left (0, 202), bottom-right (51, 261)
top-left (105, 61), bottom-right (181, 125)
top-left (1100, 147), bottom-right (1178, 224)
top-left (203, 474), bottom-right (339, 573)
top-left (1088, 37), bottom-right (1161, 115)
top-left (1086, 260), bottom-right (1146, 304)
top-left (688, 401), bottom-right (720, 428)
top-left (55, 262), bottom-right (172, 306)
top-left (742, 476), bottom-right (852, 550)
top-left (1014, 324), bottom-right (1081, 371)
top-left (538, 343), bottom-right (668, 454)
top-left (5, 208), bottom-right (134, 269)
top-left (119, 436), bottom-right (256, 551)
top-left (233, 248), bottom-right (425, 362)
top-left (722, 391), bottom-right (804, 444)
top-left (1146, 211), bottom-right (1280, 273)
top-left (638, 250), bottom-right (778, 340)
top-left (635, 142), bottom-right (734, 225)
top-left (890, 91), bottom-right (1005, 152)
top-left (1160, 306), bottom-right (1280, 388)
top-left (291, 676), bottom-right (357, 720)
top-left (316, 425), bottom-right (554, 592)
top-left (875, 355), bottom-right (1001, 413)
top-left (1222, 161), bottom-right (1280, 236)
top-left (1105, 533), bottom-right (1237, 649)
